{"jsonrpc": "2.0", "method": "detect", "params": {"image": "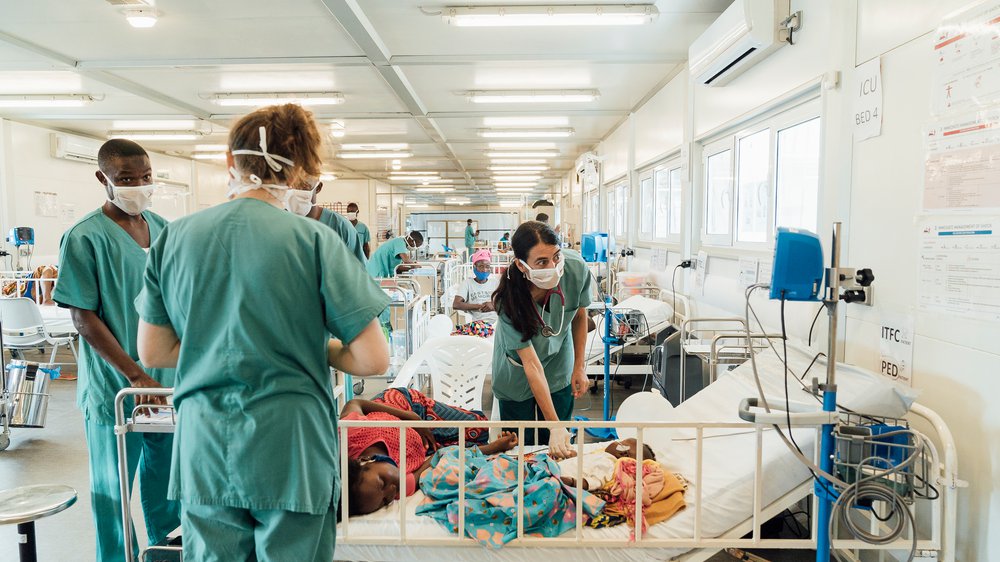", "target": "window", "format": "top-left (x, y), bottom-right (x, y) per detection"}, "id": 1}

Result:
top-left (698, 99), bottom-right (821, 247)
top-left (704, 147), bottom-right (733, 243)
top-left (638, 158), bottom-right (683, 244)
top-left (586, 189), bottom-right (600, 232)
top-left (735, 129), bottom-right (770, 243)
top-left (615, 181), bottom-right (628, 238)
top-left (639, 175), bottom-right (654, 238)
top-left (775, 117), bottom-right (821, 232)
top-left (606, 187), bottom-right (615, 234)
